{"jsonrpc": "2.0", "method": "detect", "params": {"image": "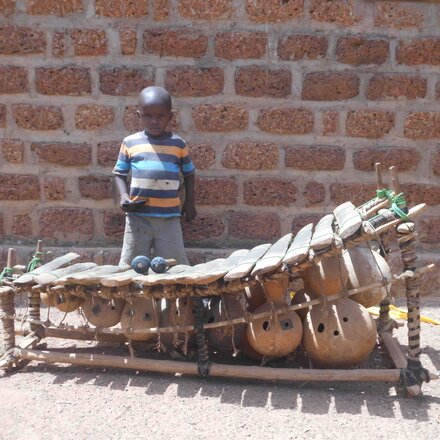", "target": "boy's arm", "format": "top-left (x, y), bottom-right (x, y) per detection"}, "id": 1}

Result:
top-left (115, 174), bottom-right (131, 209)
top-left (182, 173), bottom-right (197, 222)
